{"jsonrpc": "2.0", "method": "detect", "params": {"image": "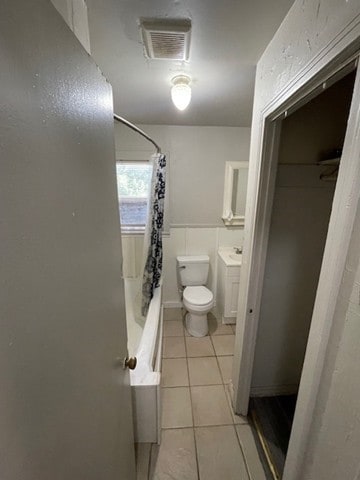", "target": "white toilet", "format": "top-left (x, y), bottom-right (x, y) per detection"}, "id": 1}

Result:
top-left (177, 255), bottom-right (214, 337)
